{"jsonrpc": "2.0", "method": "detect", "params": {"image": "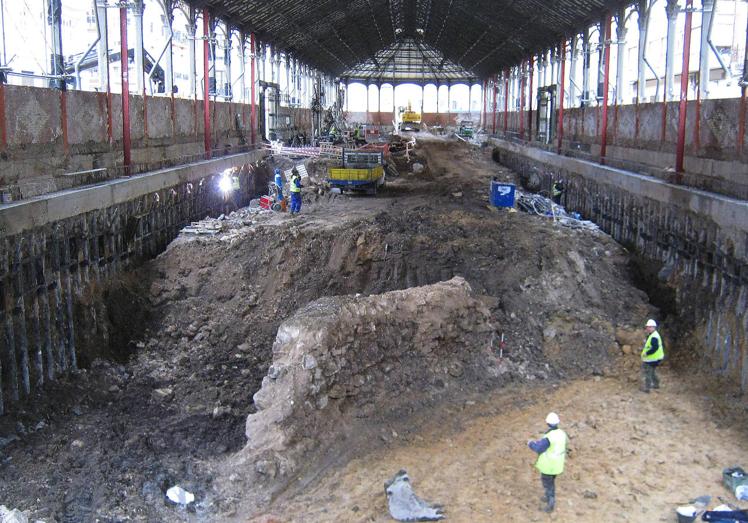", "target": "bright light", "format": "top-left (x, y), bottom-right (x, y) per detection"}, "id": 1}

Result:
top-left (218, 175), bottom-right (233, 194)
